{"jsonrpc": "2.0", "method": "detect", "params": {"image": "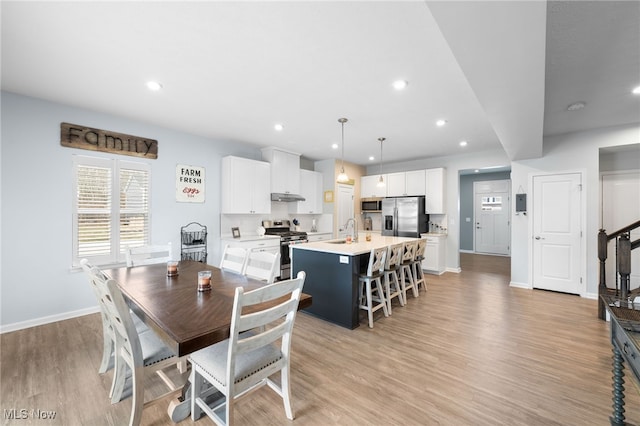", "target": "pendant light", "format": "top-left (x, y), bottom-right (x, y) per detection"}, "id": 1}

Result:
top-left (377, 137), bottom-right (386, 187)
top-left (336, 118), bottom-right (349, 183)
